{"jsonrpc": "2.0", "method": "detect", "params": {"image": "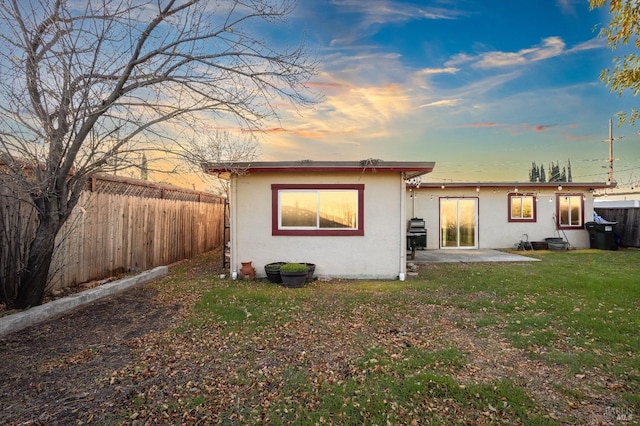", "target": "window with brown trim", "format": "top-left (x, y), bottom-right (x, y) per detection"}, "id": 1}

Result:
top-left (271, 184), bottom-right (364, 236)
top-left (556, 193), bottom-right (584, 229)
top-left (508, 193), bottom-right (536, 222)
